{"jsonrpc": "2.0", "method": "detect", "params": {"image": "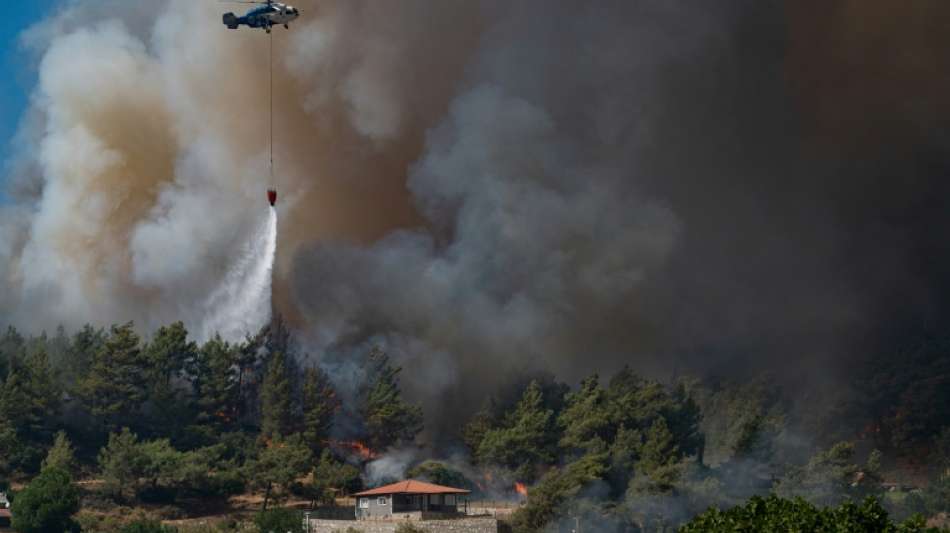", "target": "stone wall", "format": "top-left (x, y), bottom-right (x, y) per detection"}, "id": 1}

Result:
top-left (304, 517), bottom-right (499, 533)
